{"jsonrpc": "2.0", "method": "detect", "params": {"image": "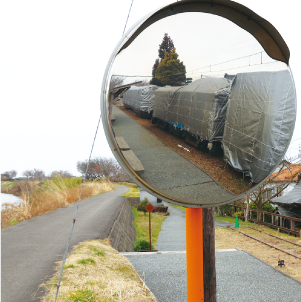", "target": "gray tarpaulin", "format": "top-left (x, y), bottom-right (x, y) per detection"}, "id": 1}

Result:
top-left (222, 70), bottom-right (296, 184)
top-left (123, 85), bottom-right (158, 116)
top-left (152, 77), bottom-right (231, 142)
top-left (271, 181), bottom-right (301, 205)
